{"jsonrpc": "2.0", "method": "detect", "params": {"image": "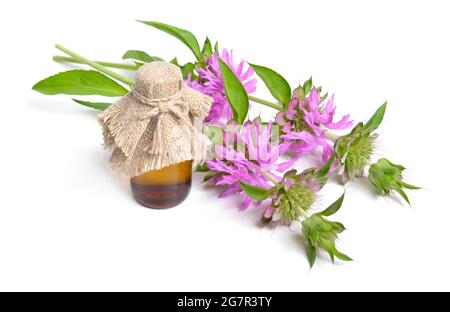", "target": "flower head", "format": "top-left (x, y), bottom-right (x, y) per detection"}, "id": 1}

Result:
top-left (302, 214), bottom-right (351, 267)
top-left (276, 181), bottom-right (315, 222)
top-left (278, 84), bottom-right (352, 162)
top-left (368, 158), bottom-right (420, 204)
top-left (260, 179), bottom-right (351, 267)
top-left (263, 157), bottom-right (333, 225)
top-left (300, 192), bottom-right (351, 267)
top-left (334, 122), bottom-right (376, 183)
top-left (333, 102), bottom-right (387, 183)
top-left (205, 119), bottom-right (289, 209)
top-left (187, 49), bottom-right (257, 124)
